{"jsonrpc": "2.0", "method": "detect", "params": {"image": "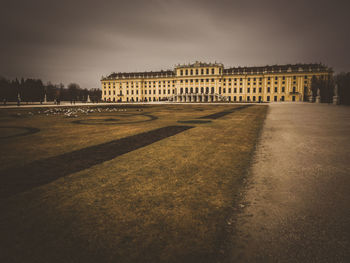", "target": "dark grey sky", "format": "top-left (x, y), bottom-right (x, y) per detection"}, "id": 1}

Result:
top-left (1, 0), bottom-right (349, 89)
